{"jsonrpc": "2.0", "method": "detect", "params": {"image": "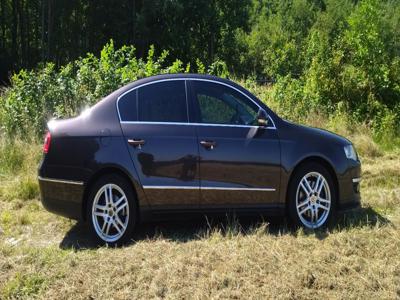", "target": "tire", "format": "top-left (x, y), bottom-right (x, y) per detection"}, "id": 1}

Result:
top-left (87, 174), bottom-right (137, 246)
top-left (288, 162), bottom-right (336, 229)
